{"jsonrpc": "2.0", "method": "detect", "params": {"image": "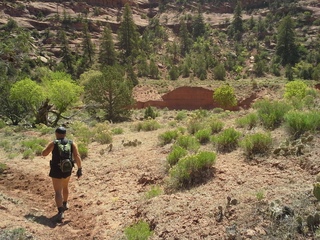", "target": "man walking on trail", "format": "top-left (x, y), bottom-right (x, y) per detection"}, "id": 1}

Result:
top-left (42, 126), bottom-right (82, 222)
